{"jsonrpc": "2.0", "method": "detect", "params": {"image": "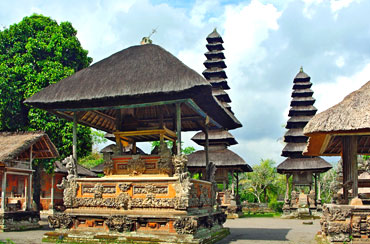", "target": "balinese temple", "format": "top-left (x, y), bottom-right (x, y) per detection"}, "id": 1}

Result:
top-left (25, 39), bottom-right (241, 243)
top-left (277, 68), bottom-right (332, 218)
top-left (0, 131), bottom-right (58, 231)
top-left (303, 81), bottom-right (370, 243)
top-left (188, 29), bottom-right (251, 218)
top-left (187, 130), bottom-right (252, 218)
